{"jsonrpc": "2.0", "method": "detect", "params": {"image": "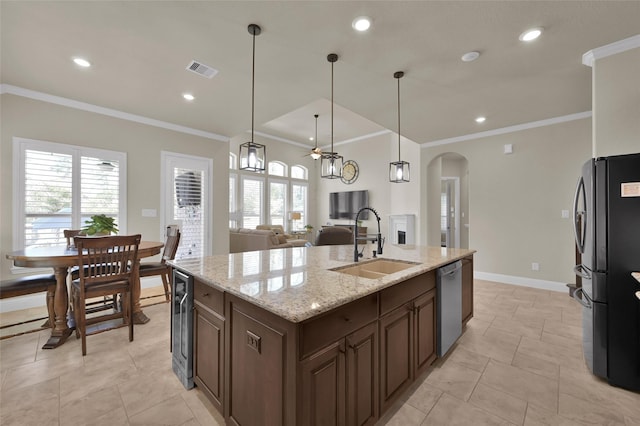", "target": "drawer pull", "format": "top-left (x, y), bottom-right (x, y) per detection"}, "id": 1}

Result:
top-left (202, 293), bottom-right (209, 297)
